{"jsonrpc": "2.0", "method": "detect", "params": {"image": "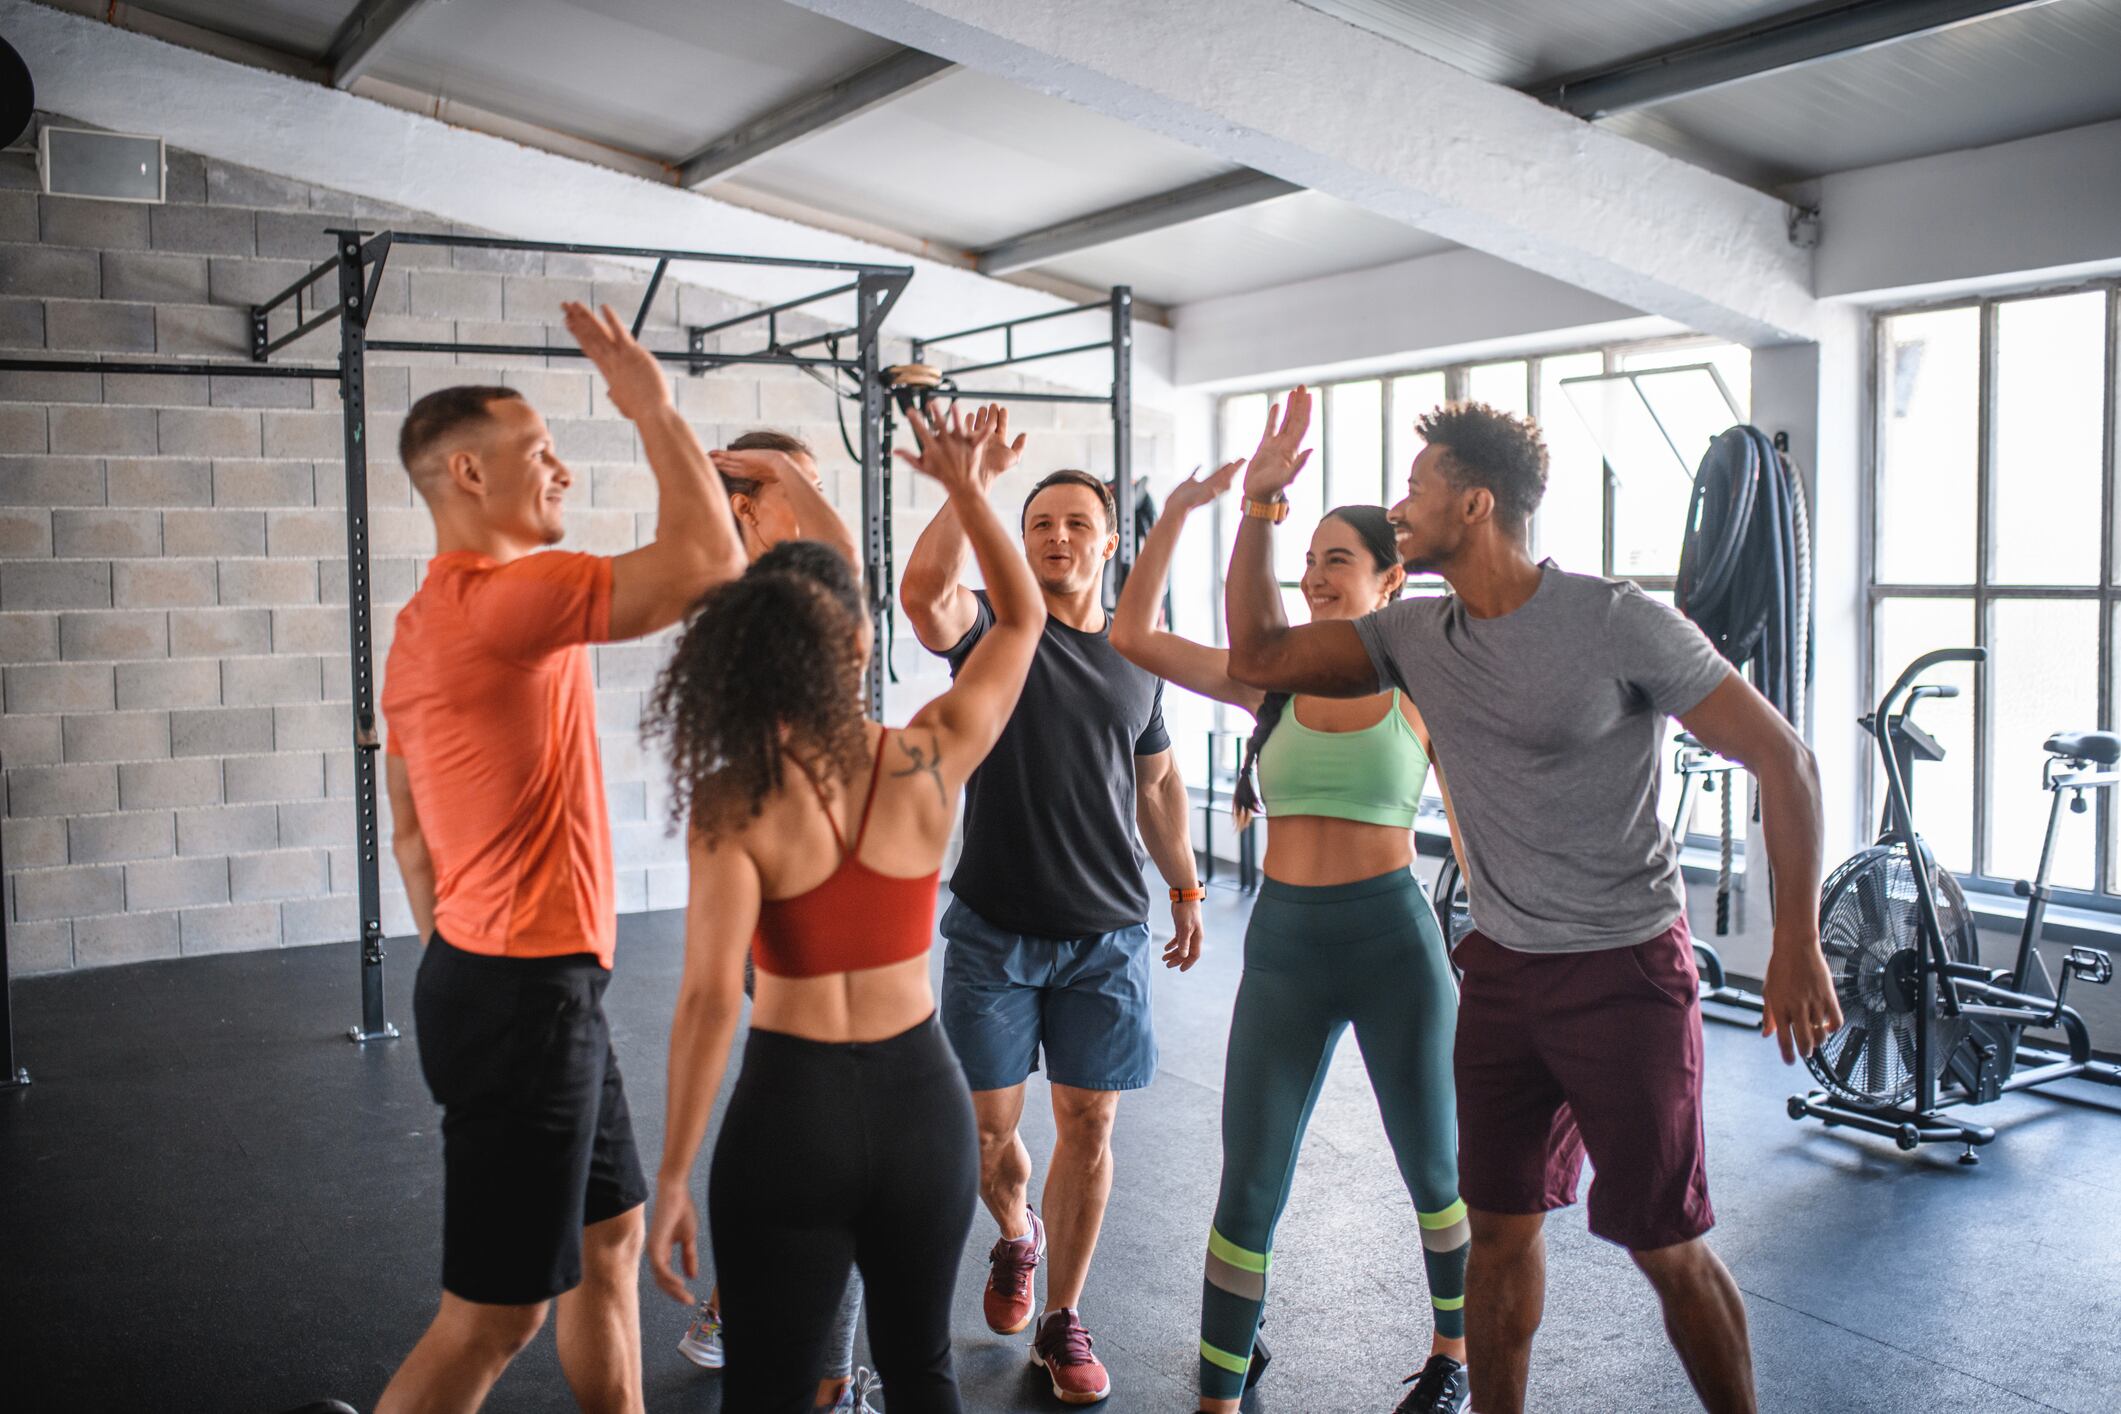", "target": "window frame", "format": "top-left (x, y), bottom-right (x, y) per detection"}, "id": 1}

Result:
top-left (1865, 278), bottom-right (2121, 910)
